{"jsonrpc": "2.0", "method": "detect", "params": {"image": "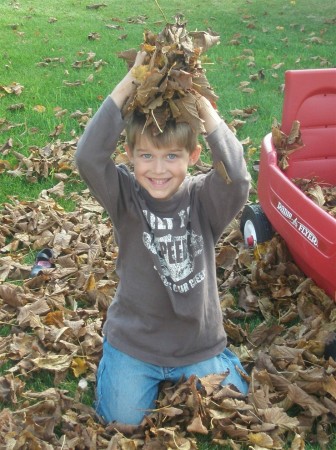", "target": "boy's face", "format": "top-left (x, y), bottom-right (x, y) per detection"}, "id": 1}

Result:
top-left (125, 133), bottom-right (201, 201)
